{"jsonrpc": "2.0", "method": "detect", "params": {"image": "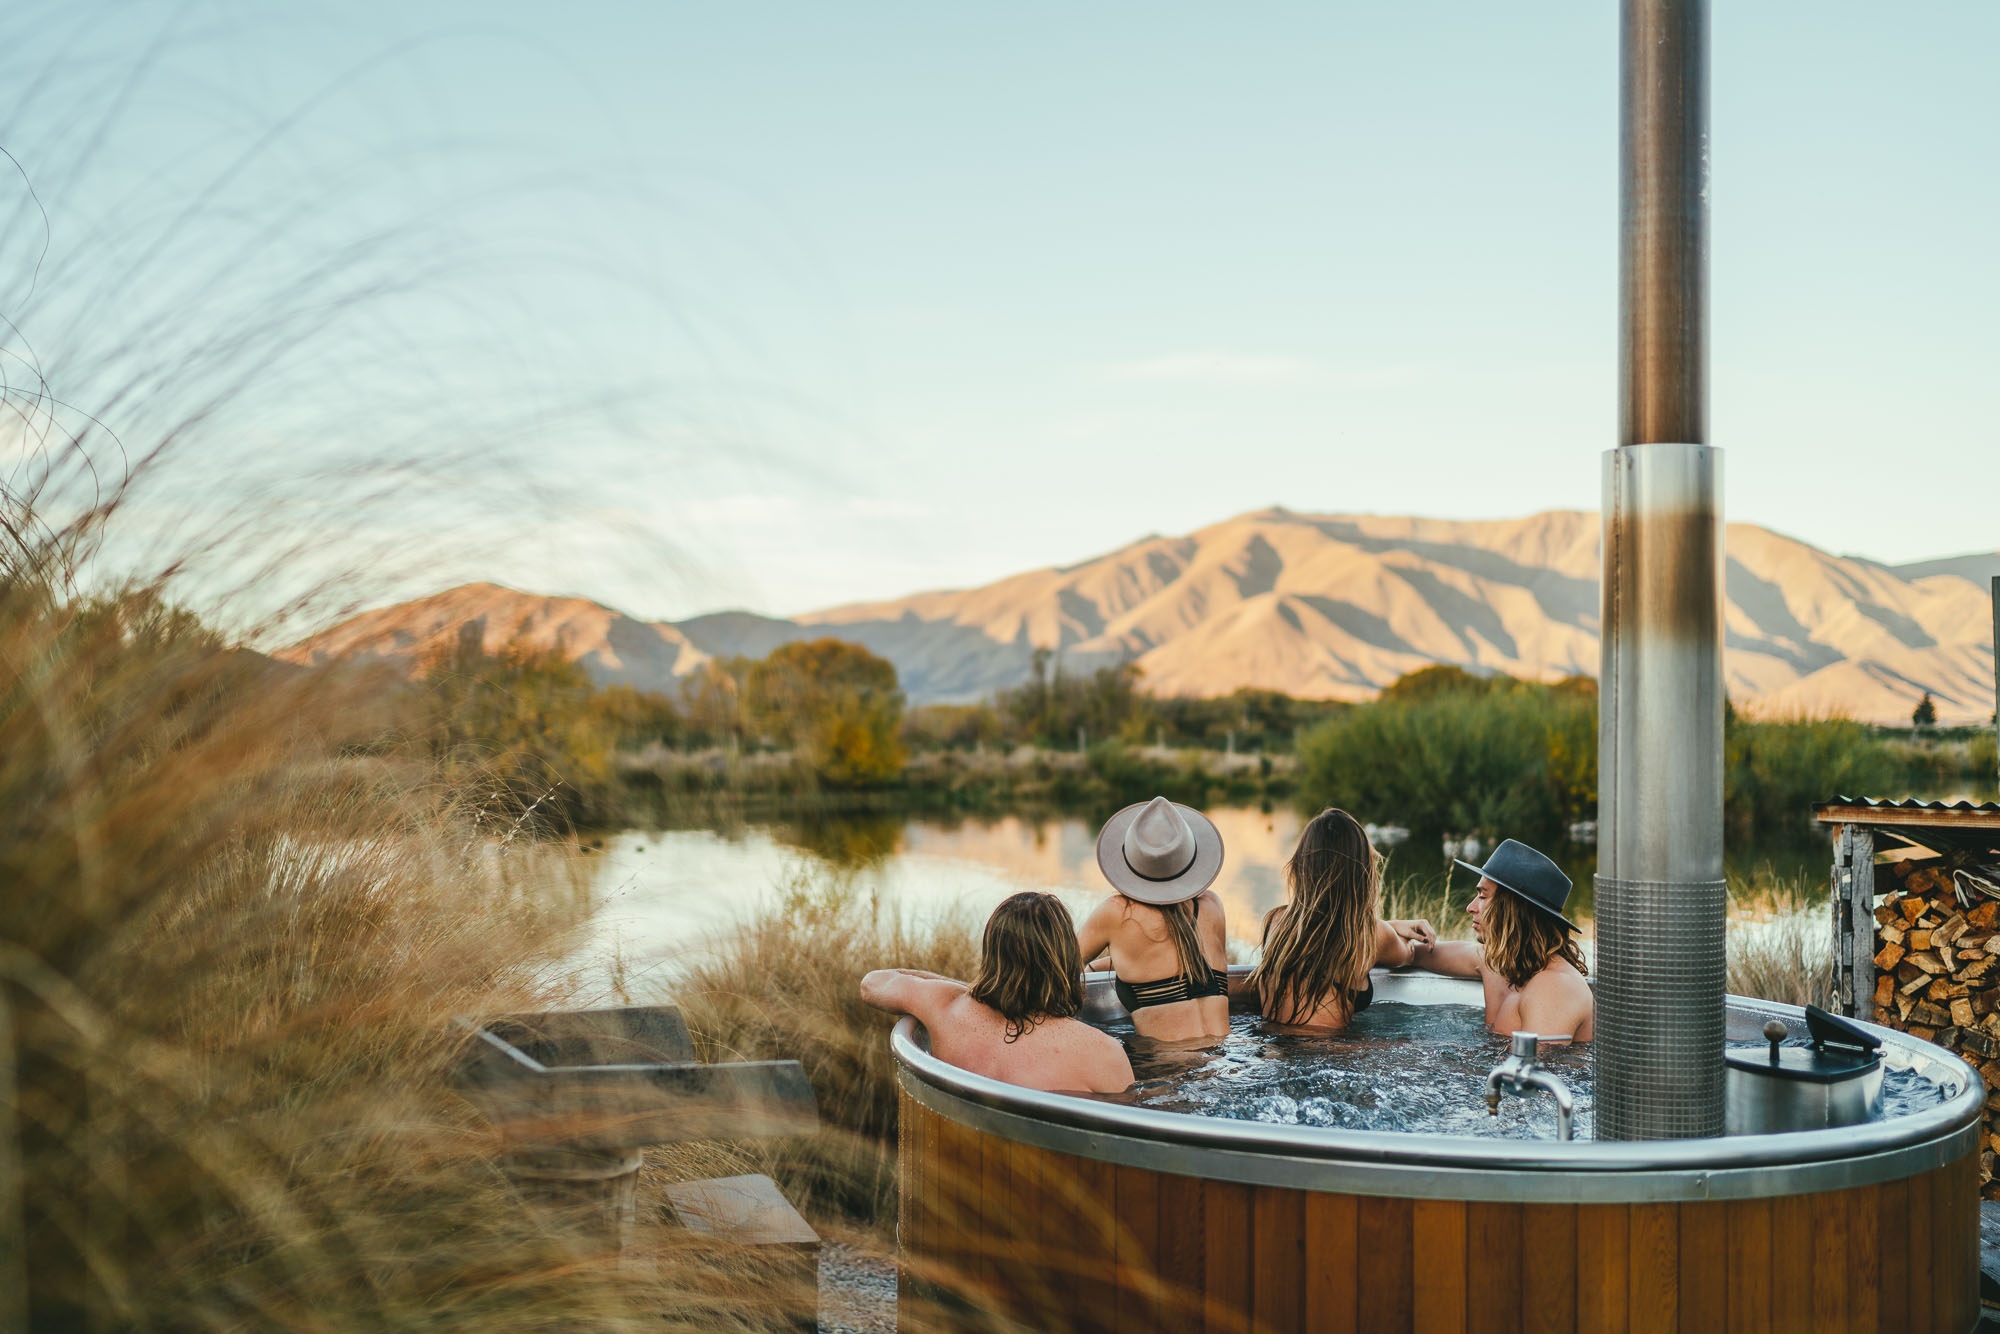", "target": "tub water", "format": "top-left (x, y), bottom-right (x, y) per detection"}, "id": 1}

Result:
top-left (1107, 1003), bottom-right (1950, 1142)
